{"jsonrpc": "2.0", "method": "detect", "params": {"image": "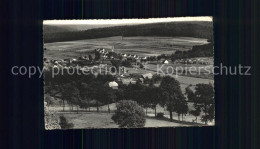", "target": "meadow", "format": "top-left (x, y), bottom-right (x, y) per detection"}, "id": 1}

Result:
top-left (44, 36), bottom-right (209, 59)
top-left (48, 102), bottom-right (205, 129)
